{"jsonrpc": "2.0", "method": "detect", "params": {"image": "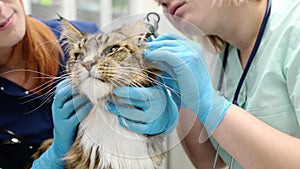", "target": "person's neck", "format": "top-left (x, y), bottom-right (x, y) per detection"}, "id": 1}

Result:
top-left (217, 0), bottom-right (268, 68)
top-left (0, 46), bottom-right (27, 84)
top-left (0, 46), bottom-right (25, 72)
top-left (0, 47), bottom-right (14, 68)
